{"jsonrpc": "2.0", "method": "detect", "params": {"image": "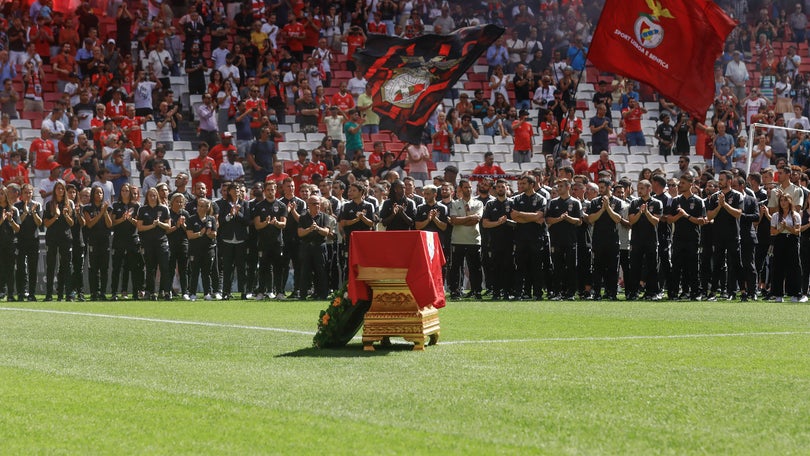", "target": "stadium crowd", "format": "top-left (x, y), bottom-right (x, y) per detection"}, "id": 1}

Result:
top-left (0, 0), bottom-right (809, 303)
